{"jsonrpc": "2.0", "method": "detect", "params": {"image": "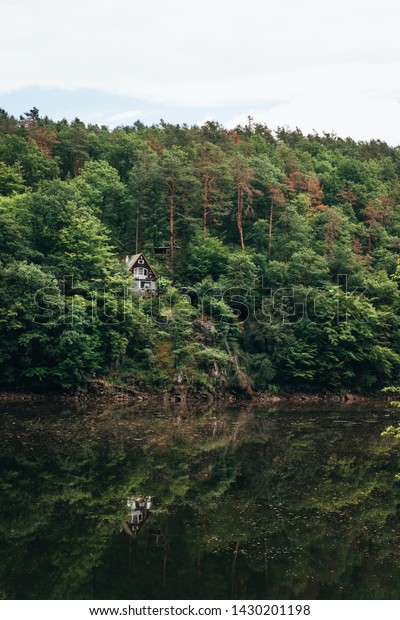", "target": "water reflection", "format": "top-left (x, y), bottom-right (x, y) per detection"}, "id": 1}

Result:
top-left (0, 401), bottom-right (399, 599)
top-left (122, 496), bottom-right (154, 538)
